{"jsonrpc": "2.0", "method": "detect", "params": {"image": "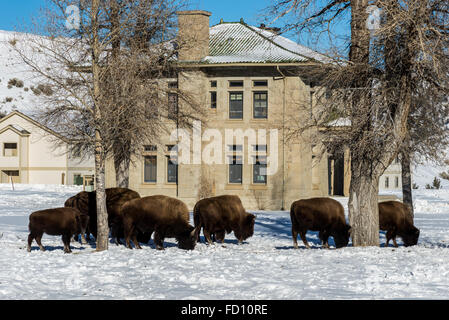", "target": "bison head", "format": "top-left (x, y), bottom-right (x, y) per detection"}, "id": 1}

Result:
top-left (234, 213), bottom-right (256, 242)
top-left (401, 227), bottom-right (420, 247)
top-left (333, 224), bottom-right (351, 248)
top-left (176, 226), bottom-right (197, 250)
